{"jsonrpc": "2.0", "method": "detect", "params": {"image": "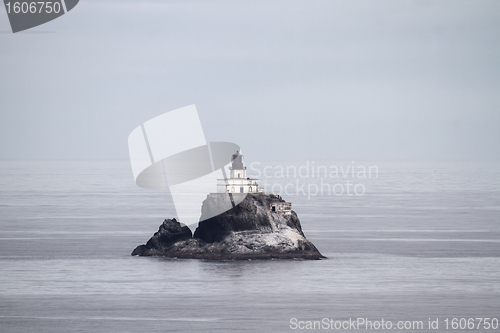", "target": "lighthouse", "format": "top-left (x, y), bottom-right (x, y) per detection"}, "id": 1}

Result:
top-left (217, 151), bottom-right (259, 193)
